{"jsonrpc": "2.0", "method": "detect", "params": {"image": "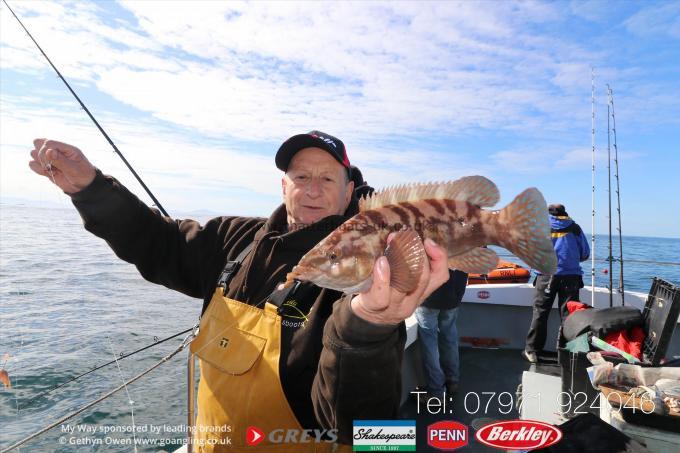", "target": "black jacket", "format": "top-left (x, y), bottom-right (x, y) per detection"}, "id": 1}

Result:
top-left (422, 269), bottom-right (468, 310)
top-left (70, 170), bottom-right (406, 444)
